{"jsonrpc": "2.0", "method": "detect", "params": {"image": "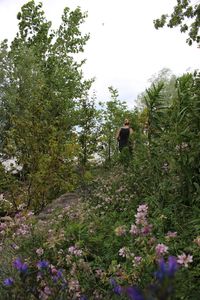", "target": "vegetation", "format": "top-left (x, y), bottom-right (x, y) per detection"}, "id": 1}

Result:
top-left (0, 1), bottom-right (199, 299)
top-left (154, 0), bottom-right (200, 46)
